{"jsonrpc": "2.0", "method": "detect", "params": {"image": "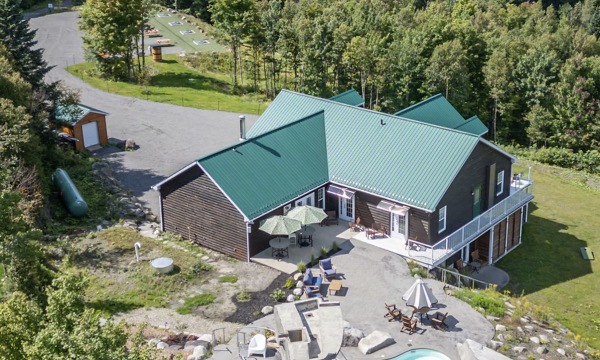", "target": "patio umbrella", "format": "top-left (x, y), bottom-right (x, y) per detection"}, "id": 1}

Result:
top-left (402, 278), bottom-right (438, 309)
top-left (259, 216), bottom-right (302, 238)
top-left (285, 205), bottom-right (327, 229)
